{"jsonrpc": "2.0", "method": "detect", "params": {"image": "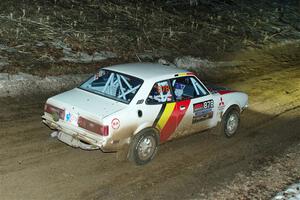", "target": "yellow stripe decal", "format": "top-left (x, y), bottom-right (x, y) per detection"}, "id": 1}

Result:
top-left (156, 102), bottom-right (176, 130)
top-left (177, 72), bottom-right (188, 77)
